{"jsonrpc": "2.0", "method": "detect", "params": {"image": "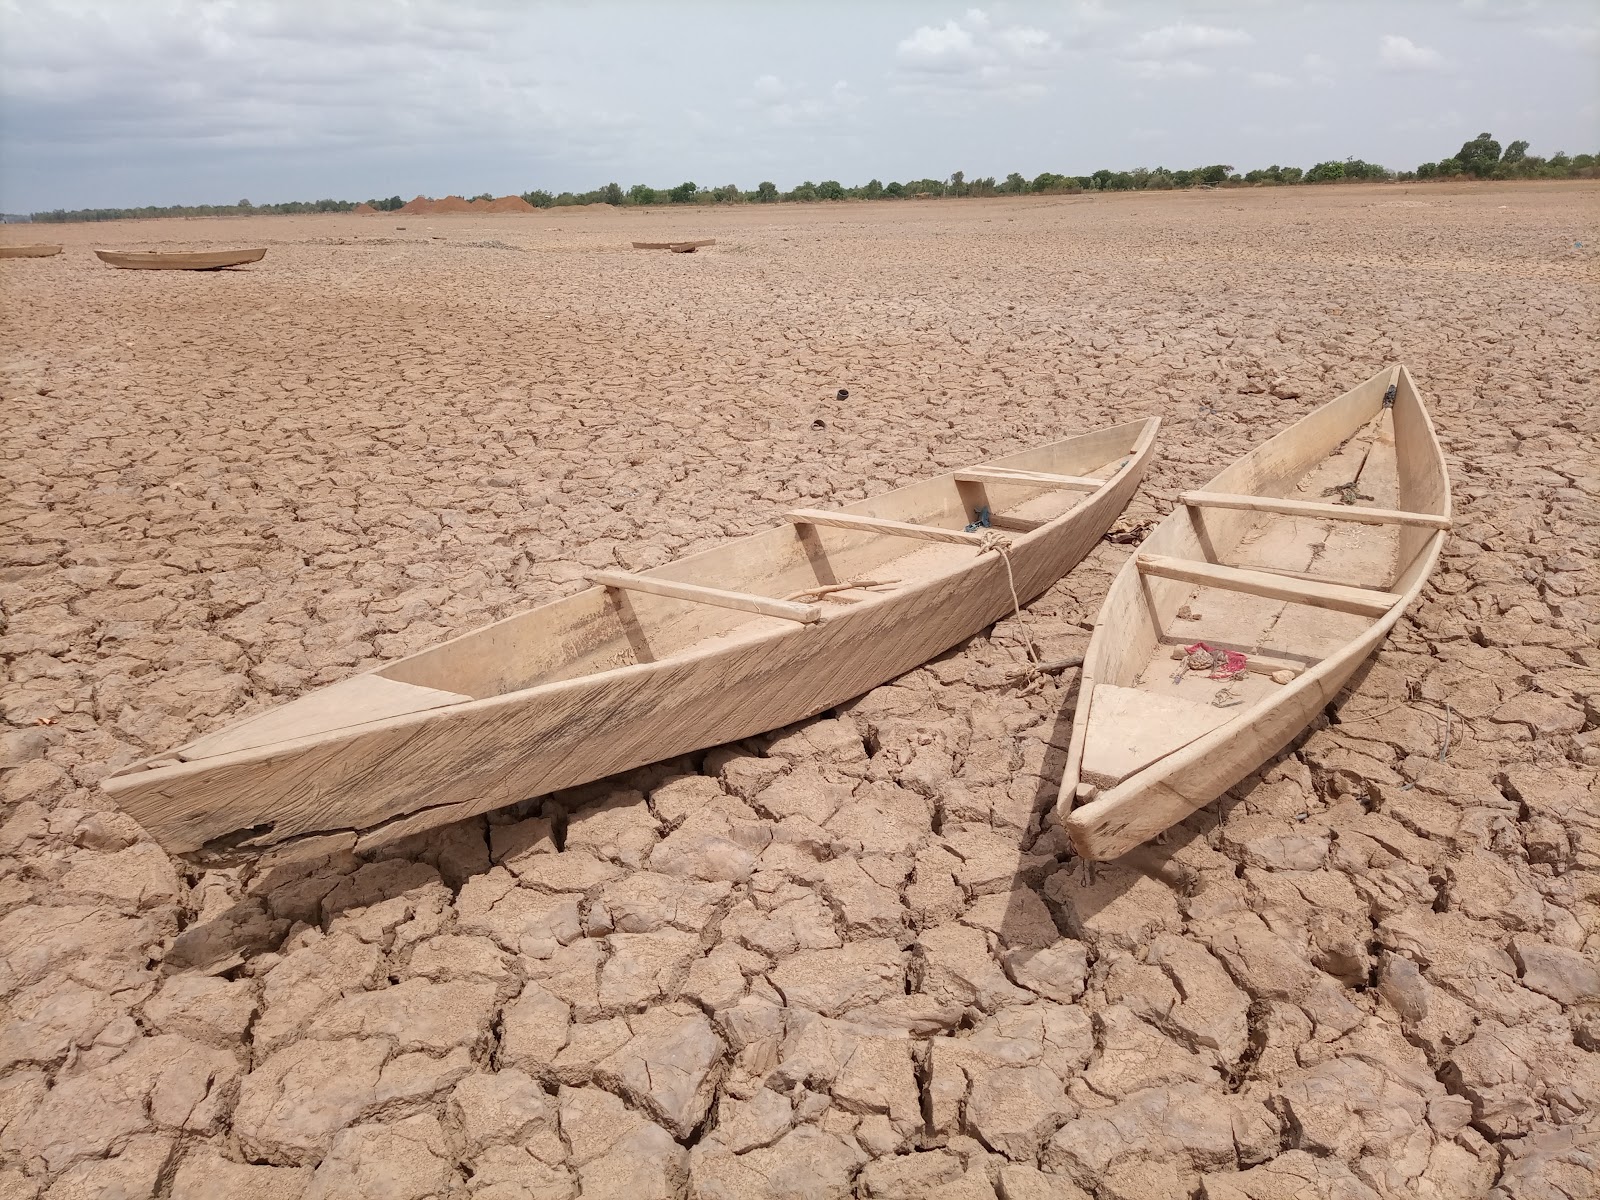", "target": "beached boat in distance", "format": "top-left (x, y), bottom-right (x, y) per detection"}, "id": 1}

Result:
top-left (631, 239), bottom-right (716, 252)
top-left (0, 245), bottom-right (63, 258)
top-left (105, 417), bottom-right (1160, 859)
top-left (1061, 366), bottom-right (1449, 860)
top-left (94, 248), bottom-right (267, 271)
